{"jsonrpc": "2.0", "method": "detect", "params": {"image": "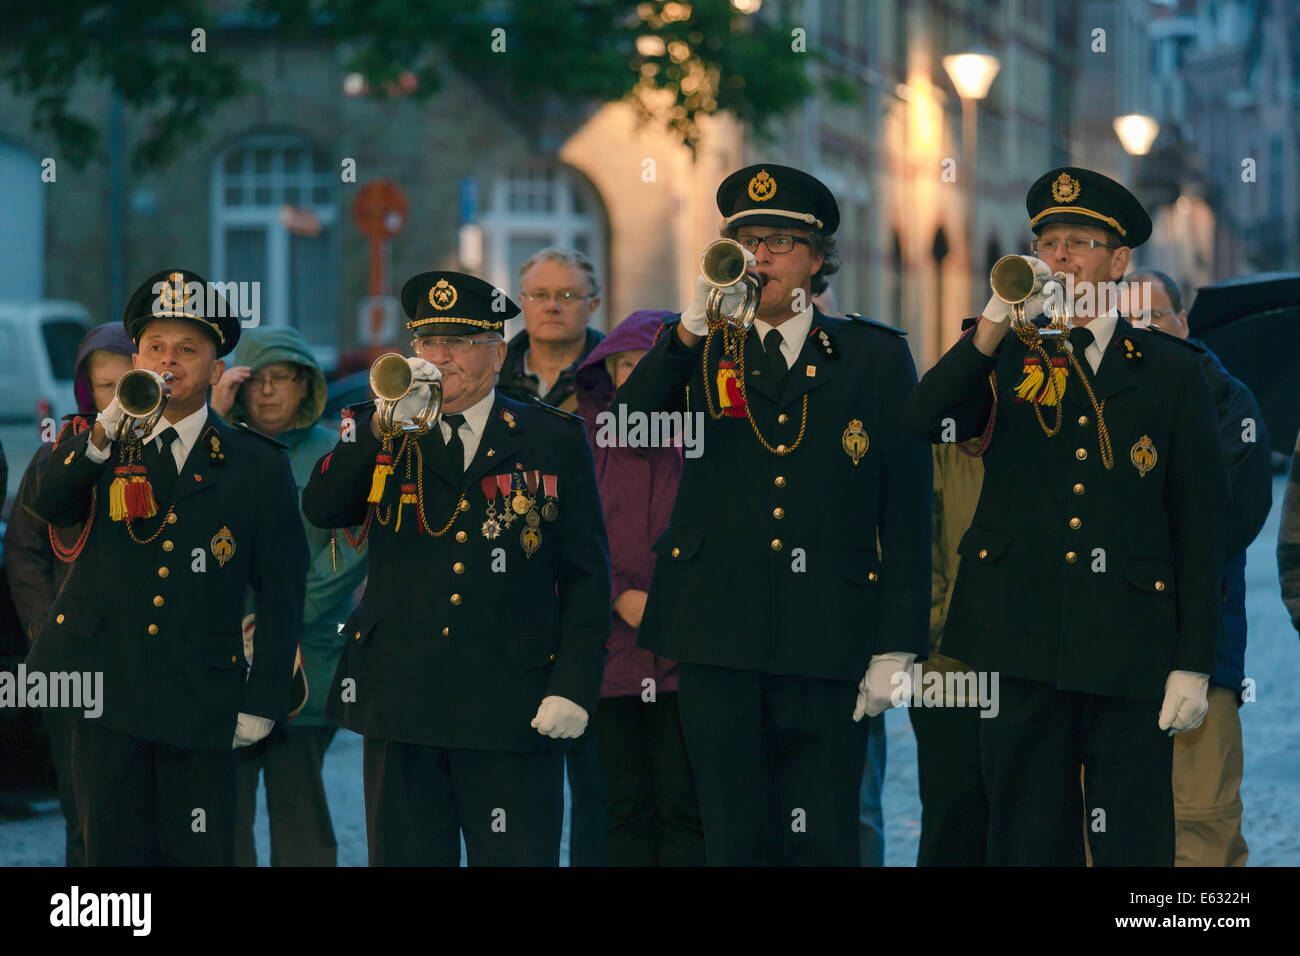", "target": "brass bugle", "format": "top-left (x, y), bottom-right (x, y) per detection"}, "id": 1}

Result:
top-left (700, 237), bottom-right (761, 328)
top-left (371, 352), bottom-right (442, 432)
top-left (113, 369), bottom-right (173, 442)
top-left (990, 254), bottom-right (1070, 334)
